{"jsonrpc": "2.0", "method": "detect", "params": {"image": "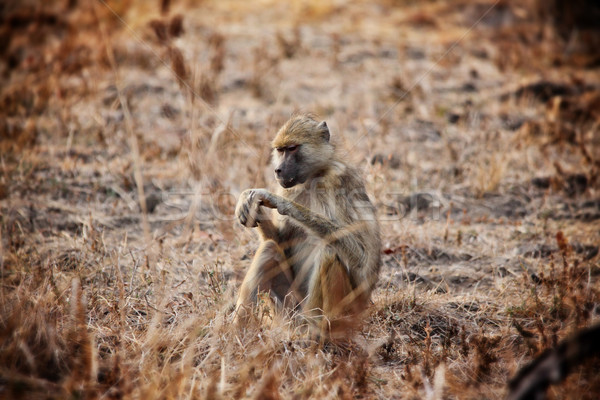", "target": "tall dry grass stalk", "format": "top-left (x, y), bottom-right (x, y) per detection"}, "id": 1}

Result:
top-left (1, 0), bottom-right (599, 399)
top-left (95, 2), bottom-right (154, 257)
